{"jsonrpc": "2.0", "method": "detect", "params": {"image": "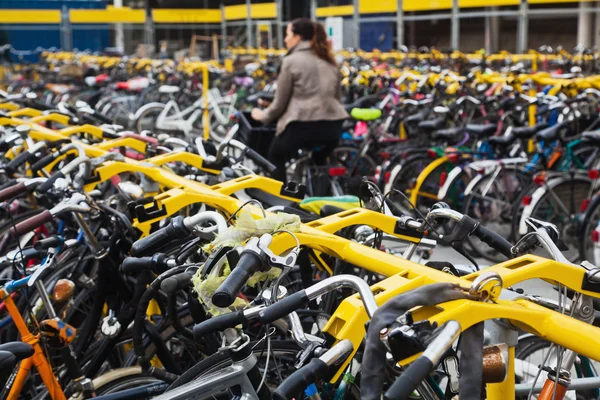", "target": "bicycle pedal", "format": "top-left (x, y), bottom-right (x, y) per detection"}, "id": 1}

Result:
top-left (40, 317), bottom-right (77, 348)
